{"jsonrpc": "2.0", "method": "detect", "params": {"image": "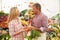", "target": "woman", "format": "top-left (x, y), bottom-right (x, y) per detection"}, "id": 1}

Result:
top-left (8, 7), bottom-right (28, 40)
